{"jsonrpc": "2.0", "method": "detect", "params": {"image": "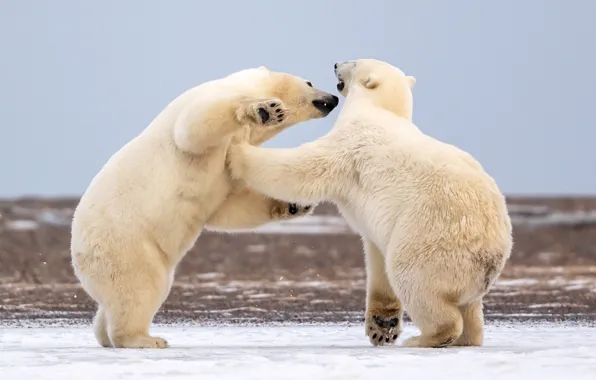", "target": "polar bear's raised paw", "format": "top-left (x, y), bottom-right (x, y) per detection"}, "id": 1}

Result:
top-left (248, 98), bottom-right (288, 127)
